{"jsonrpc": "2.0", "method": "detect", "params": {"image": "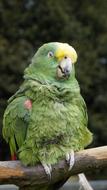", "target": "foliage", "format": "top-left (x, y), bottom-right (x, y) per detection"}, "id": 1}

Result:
top-left (0, 0), bottom-right (107, 159)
